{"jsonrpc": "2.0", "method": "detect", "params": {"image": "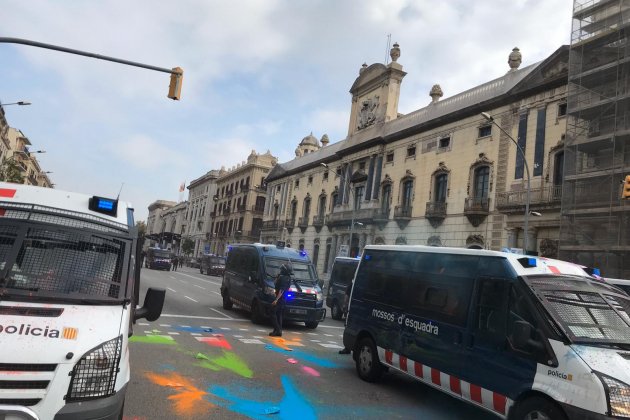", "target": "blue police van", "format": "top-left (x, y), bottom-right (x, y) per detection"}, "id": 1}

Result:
top-left (221, 243), bottom-right (326, 328)
top-left (343, 245), bottom-right (630, 420)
